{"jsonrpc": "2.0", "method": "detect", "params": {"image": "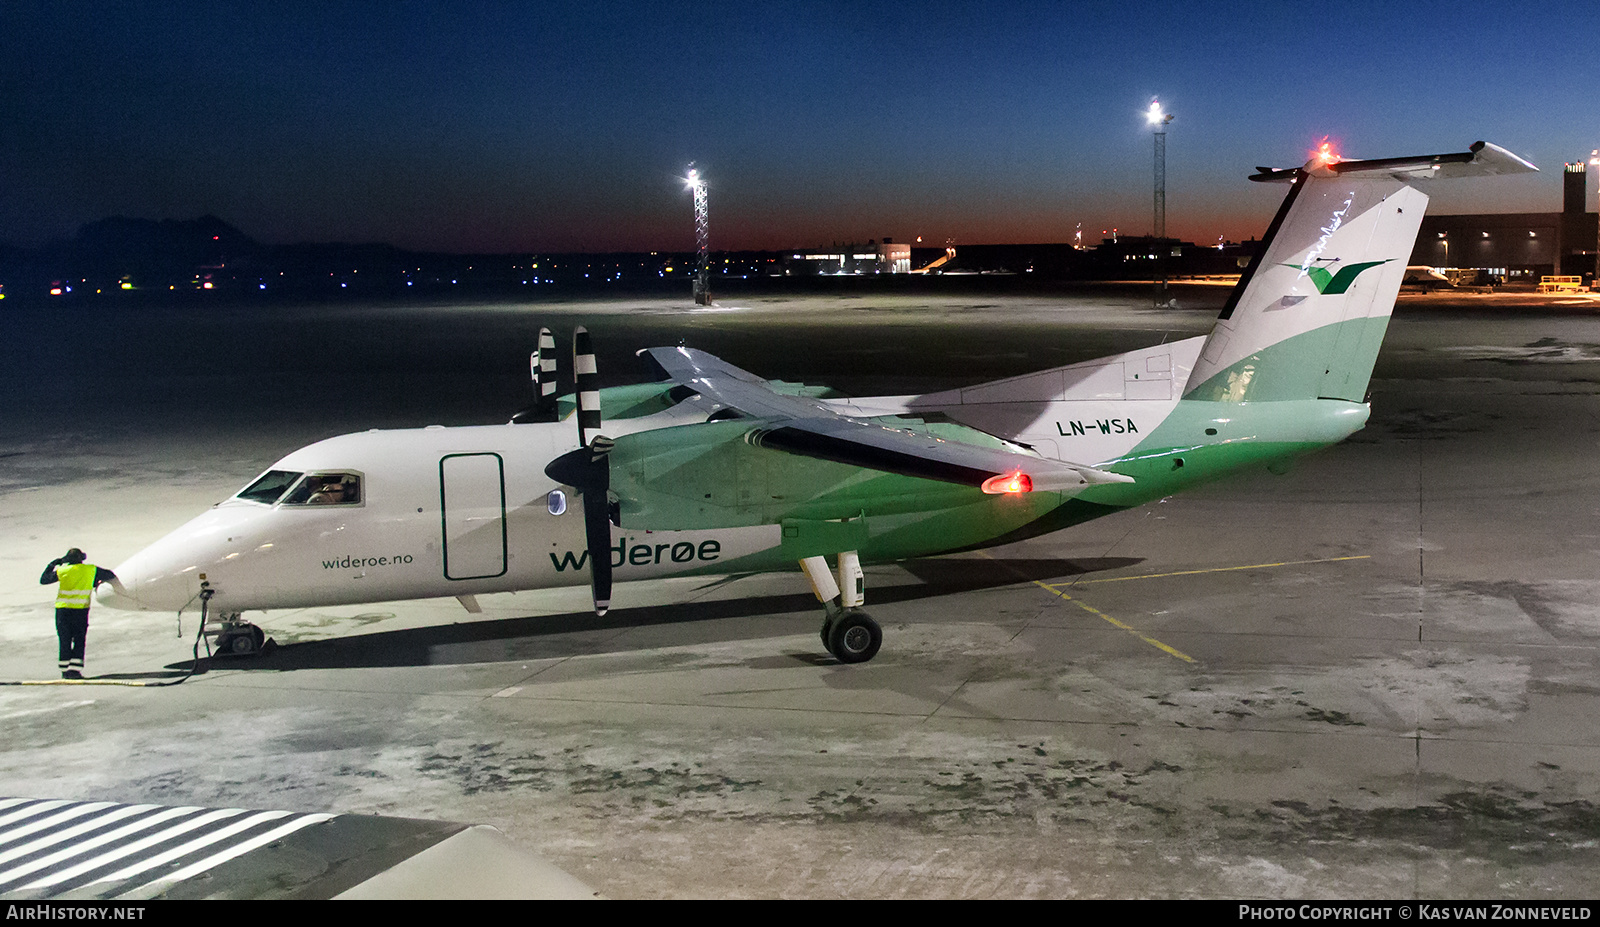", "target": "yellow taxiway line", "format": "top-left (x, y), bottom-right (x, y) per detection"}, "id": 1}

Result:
top-left (0, 678), bottom-right (175, 687)
top-left (1049, 555), bottom-right (1370, 588)
top-left (1030, 582), bottom-right (1197, 663)
top-left (1016, 554), bottom-right (1369, 665)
